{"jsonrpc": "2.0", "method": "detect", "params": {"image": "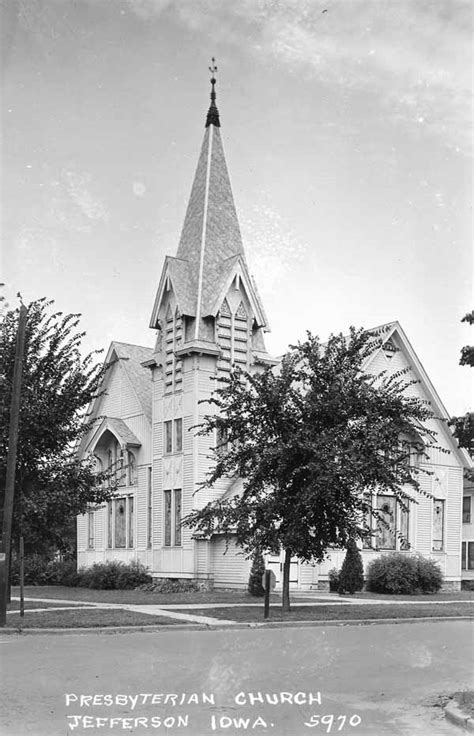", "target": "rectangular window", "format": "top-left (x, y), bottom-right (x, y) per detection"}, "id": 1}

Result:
top-left (376, 495), bottom-right (396, 549)
top-left (163, 419), bottom-right (183, 454)
top-left (175, 418), bottom-right (183, 453)
top-left (87, 512), bottom-right (95, 549)
top-left (147, 467), bottom-right (152, 549)
top-left (114, 498), bottom-right (127, 548)
top-left (128, 497), bottom-right (134, 548)
top-left (367, 495), bottom-right (410, 551)
top-left (107, 502), bottom-right (113, 548)
top-left (432, 500), bottom-right (445, 552)
top-left (163, 489), bottom-right (182, 547)
top-left (174, 489), bottom-right (182, 546)
top-left (164, 490), bottom-right (172, 546)
top-left (128, 452), bottom-right (136, 486)
top-left (362, 496), bottom-right (373, 549)
top-left (469, 542), bottom-right (474, 571)
top-left (463, 496), bottom-right (471, 524)
top-left (164, 421), bottom-right (172, 454)
top-left (462, 542), bottom-right (466, 570)
top-left (399, 502), bottom-right (410, 550)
